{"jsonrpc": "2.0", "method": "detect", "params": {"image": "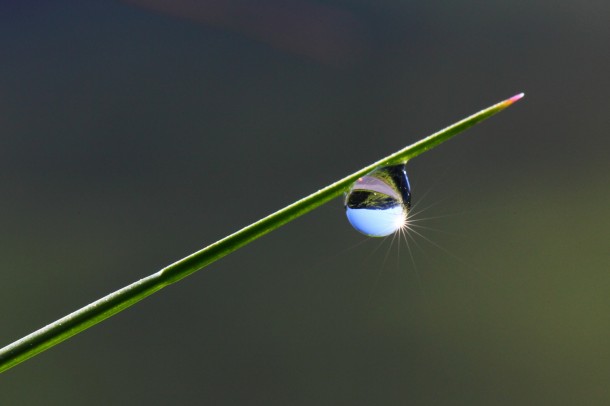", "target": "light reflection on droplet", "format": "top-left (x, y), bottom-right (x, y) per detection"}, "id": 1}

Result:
top-left (344, 164), bottom-right (411, 237)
